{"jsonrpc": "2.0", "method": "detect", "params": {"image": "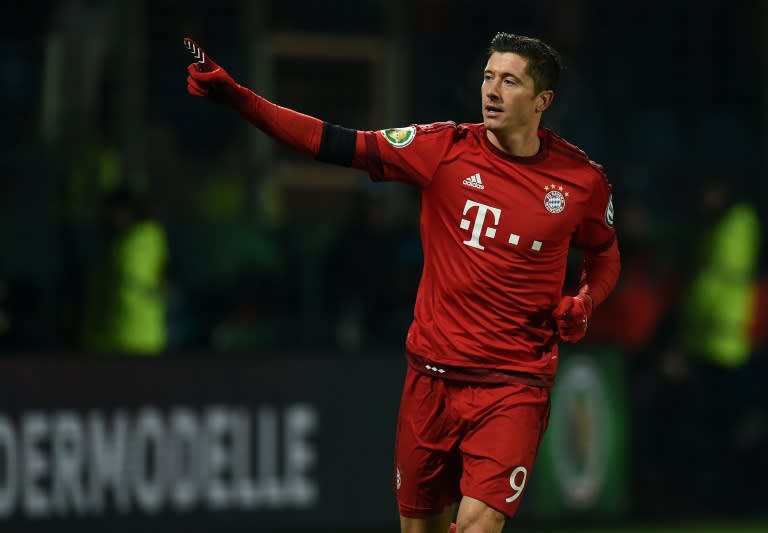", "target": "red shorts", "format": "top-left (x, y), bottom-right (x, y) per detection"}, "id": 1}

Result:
top-left (394, 366), bottom-right (550, 518)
